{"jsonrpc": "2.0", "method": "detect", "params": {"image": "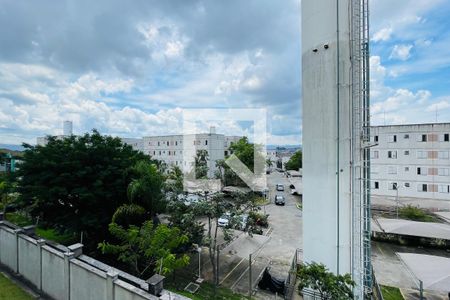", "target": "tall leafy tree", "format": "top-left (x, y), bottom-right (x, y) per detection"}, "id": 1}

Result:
top-left (17, 130), bottom-right (149, 249)
top-left (127, 161), bottom-right (165, 216)
top-left (285, 150), bottom-right (302, 171)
